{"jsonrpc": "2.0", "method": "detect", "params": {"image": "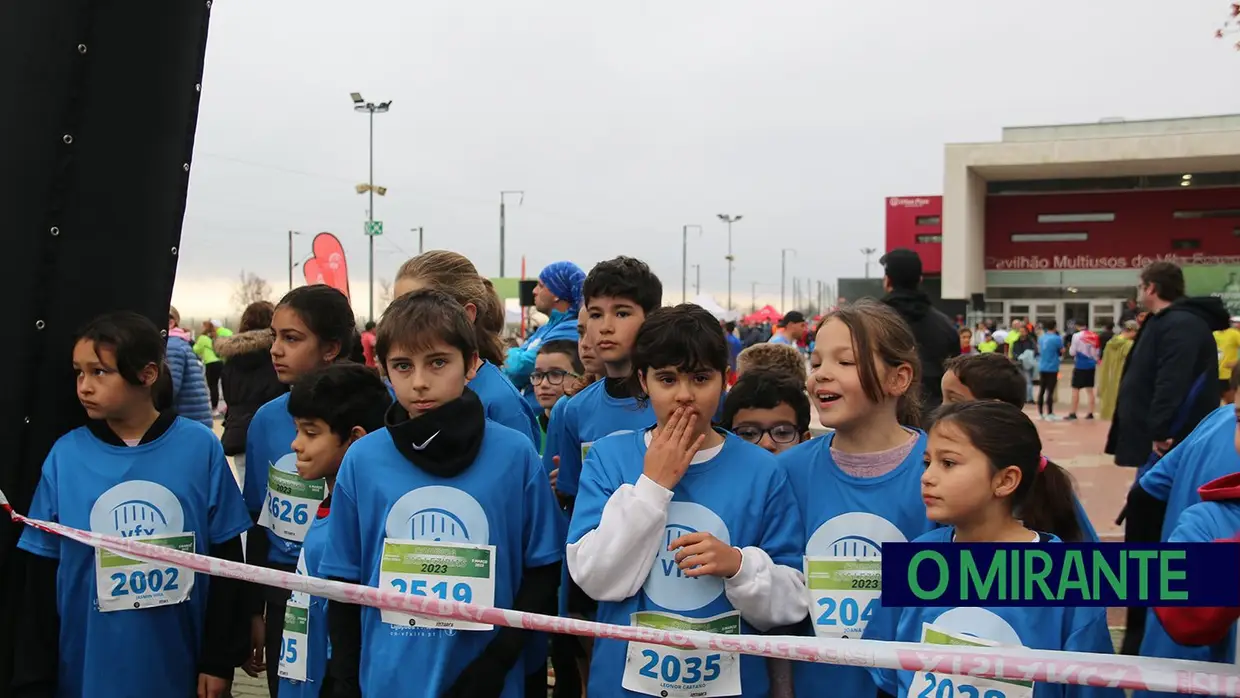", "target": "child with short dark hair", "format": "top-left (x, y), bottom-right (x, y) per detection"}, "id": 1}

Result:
top-left (940, 352), bottom-right (1096, 542)
top-left (567, 304), bottom-right (806, 698)
top-left (17, 311), bottom-right (252, 698)
top-left (532, 340), bottom-right (583, 450)
top-left (276, 364), bottom-right (390, 698)
top-left (321, 289), bottom-right (561, 698)
top-left (722, 370), bottom-right (812, 455)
